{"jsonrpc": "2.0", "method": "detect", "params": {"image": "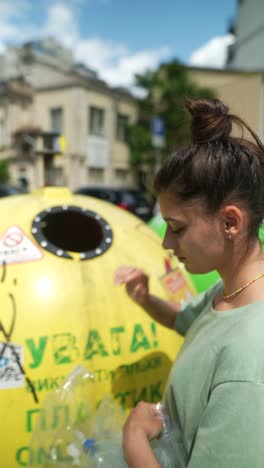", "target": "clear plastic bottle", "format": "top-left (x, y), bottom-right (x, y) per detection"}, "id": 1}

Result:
top-left (83, 435), bottom-right (126, 467)
top-left (28, 368), bottom-right (187, 468)
top-left (28, 366), bottom-right (96, 467)
top-left (152, 402), bottom-right (187, 468)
